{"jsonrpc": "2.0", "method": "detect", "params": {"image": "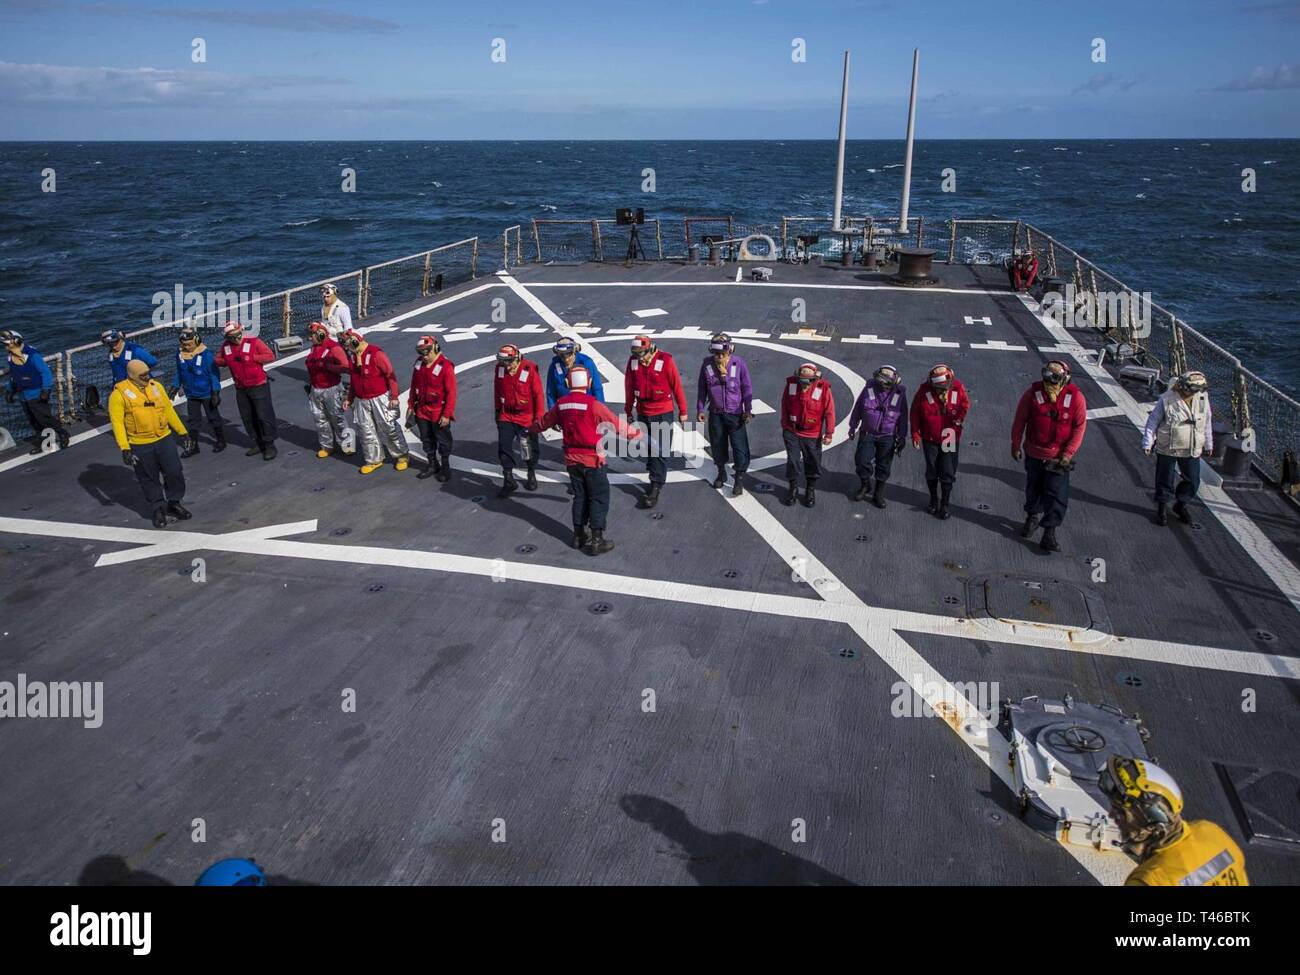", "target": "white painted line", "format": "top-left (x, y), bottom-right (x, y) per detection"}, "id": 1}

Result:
top-left (964, 316), bottom-right (992, 326)
top-left (570, 323), bottom-right (601, 334)
top-left (904, 337), bottom-right (960, 348)
top-left (780, 330), bottom-right (832, 343)
top-left (400, 324), bottom-right (446, 332)
top-left (734, 268), bottom-right (742, 283)
top-left (970, 340), bottom-right (1029, 352)
top-left (1018, 293), bottom-right (1300, 617)
top-left (1086, 406), bottom-right (1126, 420)
top-left (502, 323), bottom-right (547, 333)
top-left (656, 326), bottom-right (716, 340)
top-left (606, 326), bottom-right (655, 335)
top-left (728, 329), bottom-right (770, 338)
top-left (750, 398), bottom-right (775, 416)
top-left (842, 335), bottom-right (895, 345)
top-left (631, 308), bottom-right (668, 318)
